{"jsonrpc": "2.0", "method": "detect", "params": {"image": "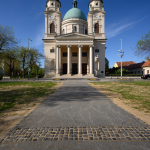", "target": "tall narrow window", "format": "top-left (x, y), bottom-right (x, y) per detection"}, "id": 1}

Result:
top-left (50, 23), bottom-right (55, 33)
top-left (85, 29), bottom-right (87, 34)
top-left (95, 23), bottom-right (99, 33)
top-left (63, 29), bottom-right (65, 34)
top-left (73, 26), bottom-right (77, 32)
